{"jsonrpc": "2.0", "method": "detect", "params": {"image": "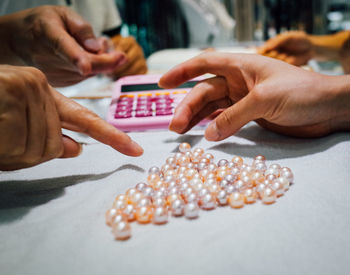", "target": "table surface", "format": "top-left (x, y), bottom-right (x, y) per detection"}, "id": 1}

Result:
top-left (1, 49), bottom-right (350, 275)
